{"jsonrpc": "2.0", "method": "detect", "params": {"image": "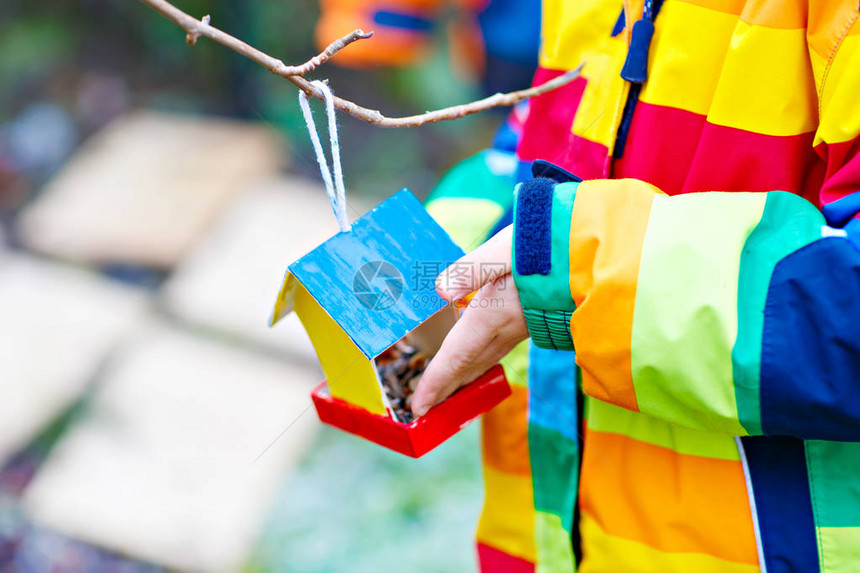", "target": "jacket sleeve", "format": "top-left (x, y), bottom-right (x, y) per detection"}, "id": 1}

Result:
top-left (513, 37), bottom-right (860, 440)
